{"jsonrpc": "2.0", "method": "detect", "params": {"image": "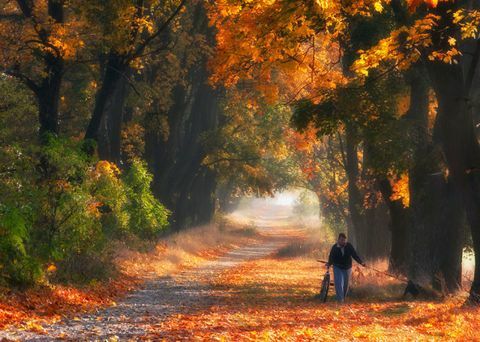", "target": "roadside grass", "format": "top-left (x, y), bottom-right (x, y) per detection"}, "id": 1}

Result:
top-left (0, 216), bottom-right (262, 331)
